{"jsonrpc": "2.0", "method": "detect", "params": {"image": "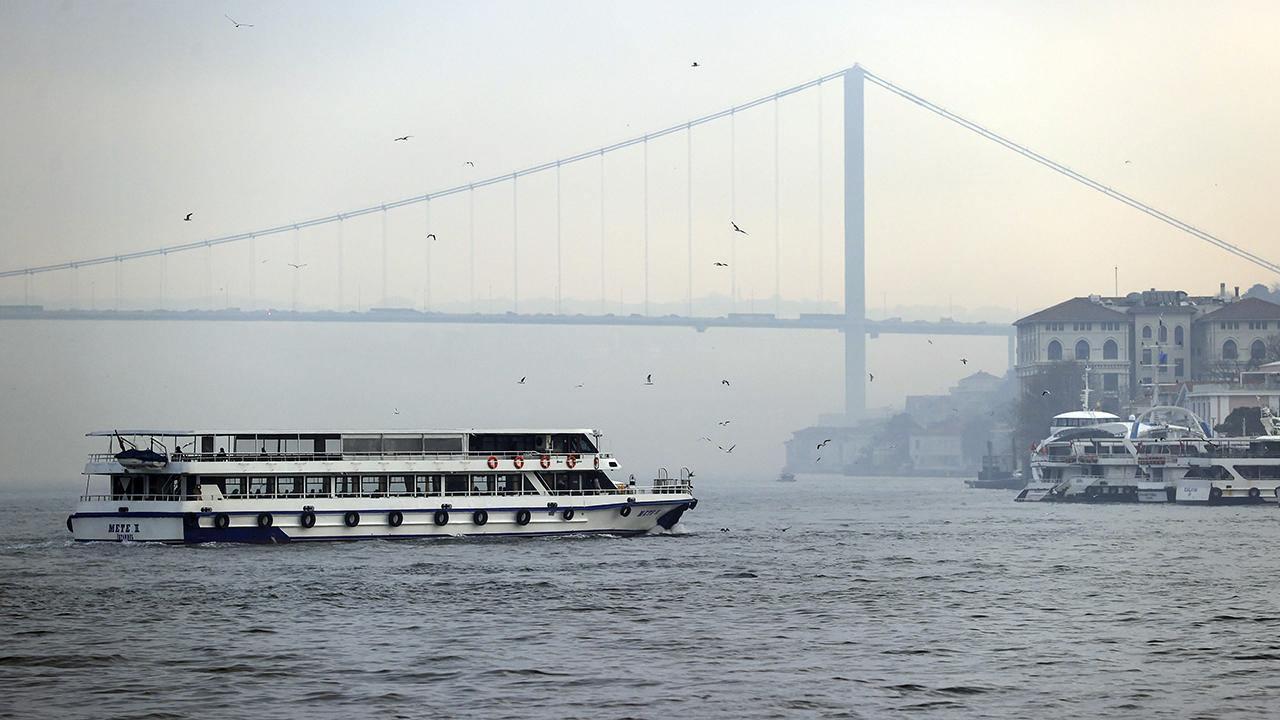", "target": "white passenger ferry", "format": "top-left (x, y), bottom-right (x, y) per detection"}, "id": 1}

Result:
top-left (68, 428), bottom-right (698, 543)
